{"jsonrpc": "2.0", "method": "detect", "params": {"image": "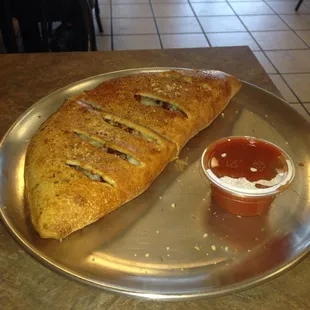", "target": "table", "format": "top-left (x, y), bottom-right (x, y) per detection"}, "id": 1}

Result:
top-left (0, 47), bottom-right (309, 310)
